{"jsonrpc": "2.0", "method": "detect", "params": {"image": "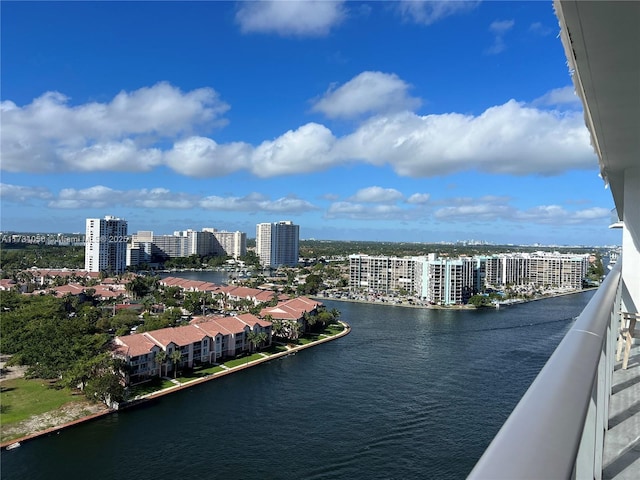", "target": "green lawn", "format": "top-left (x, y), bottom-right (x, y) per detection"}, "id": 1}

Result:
top-left (0, 378), bottom-right (83, 426)
top-left (322, 324), bottom-right (344, 336)
top-left (196, 364), bottom-right (225, 375)
top-left (223, 354), bottom-right (264, 368)
top-left (262, 344), bottom-right (289, 355)
top-left (175, 364), bottom-right (225, 383)
top-left (128, 377), bottom-right (175, 397)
